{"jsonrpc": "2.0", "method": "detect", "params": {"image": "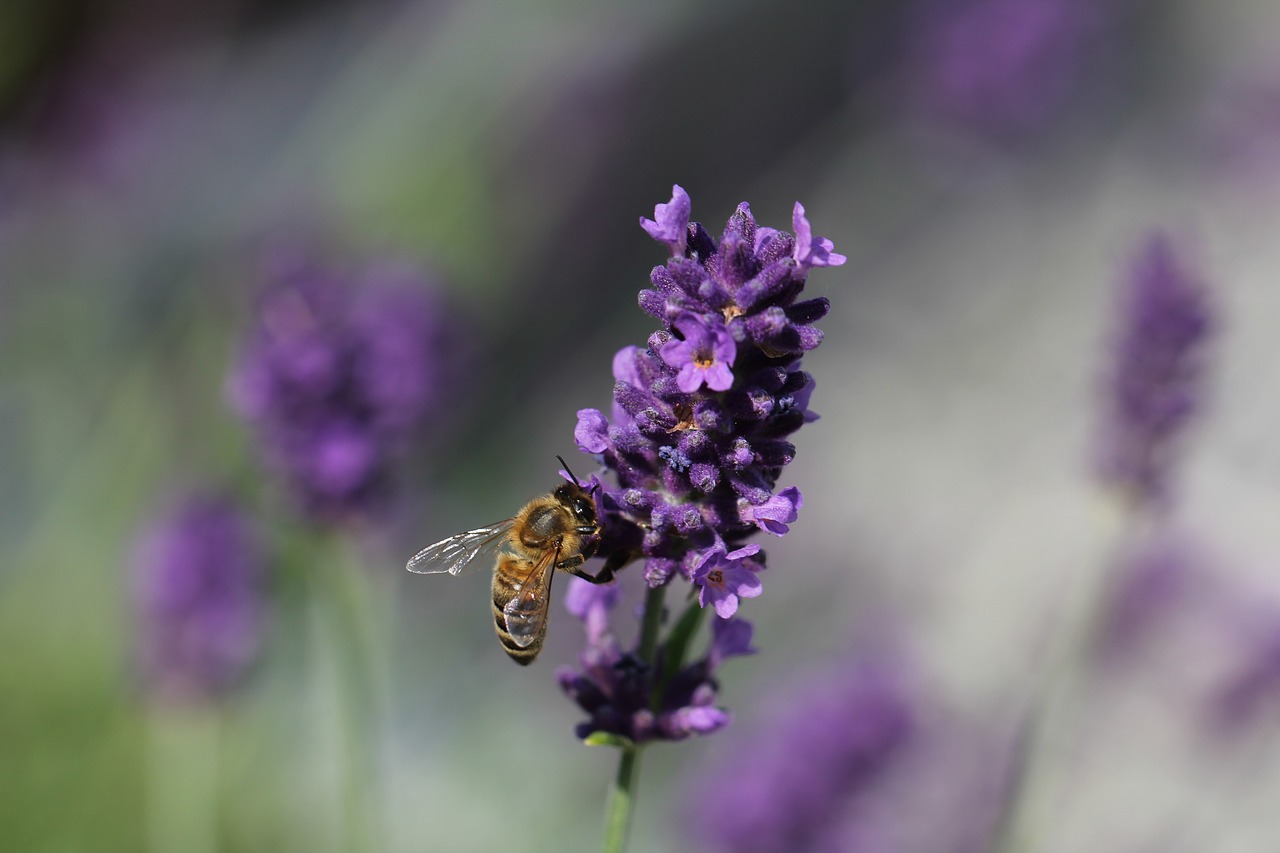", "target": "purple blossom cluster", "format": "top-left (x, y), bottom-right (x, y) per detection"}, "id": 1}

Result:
top-left (230, 246), bottom-right (448, 524)
top-left (1095, 233), bottom-right (1212, 508)
top-left (556, 579), bottom-right (756, 744)
top-left (131, 493), bottom-right (267, 704)
top-left (684, 654), bottom-right (917, 852)
top-left (575, 185), bottom-right (843, 618)
top-left (906, 0), bottom-right (1107, 140)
